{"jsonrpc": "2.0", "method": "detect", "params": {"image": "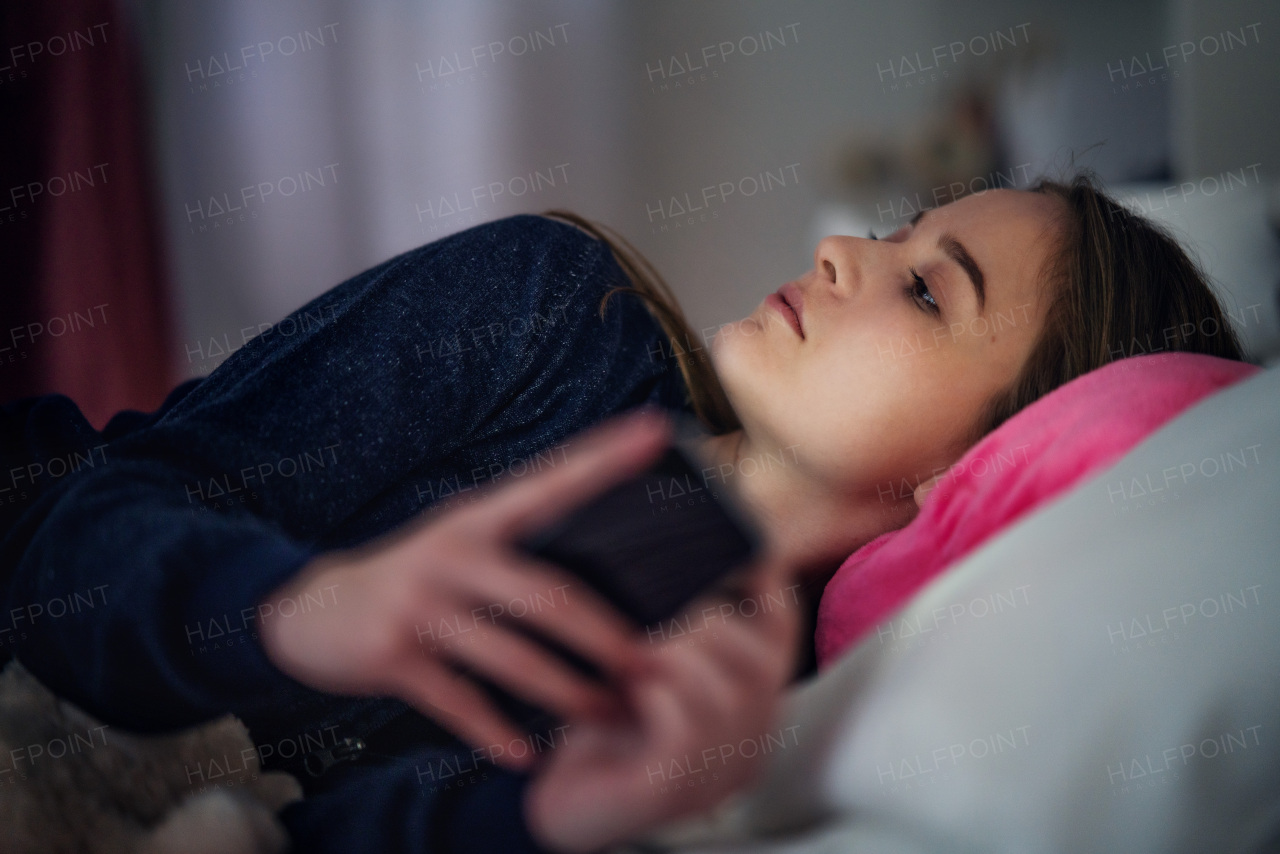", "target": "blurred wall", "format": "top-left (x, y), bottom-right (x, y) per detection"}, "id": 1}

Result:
top-left (1171, 0), bottom-right (1280, 176)
top-left (121, 0), bottom-right (1277, 378)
